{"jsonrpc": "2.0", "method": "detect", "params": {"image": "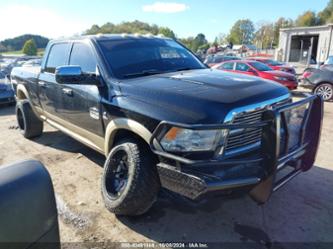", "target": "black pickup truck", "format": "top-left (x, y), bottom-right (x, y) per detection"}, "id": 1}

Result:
top-left (11, 35), bottom-right (323, 216)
